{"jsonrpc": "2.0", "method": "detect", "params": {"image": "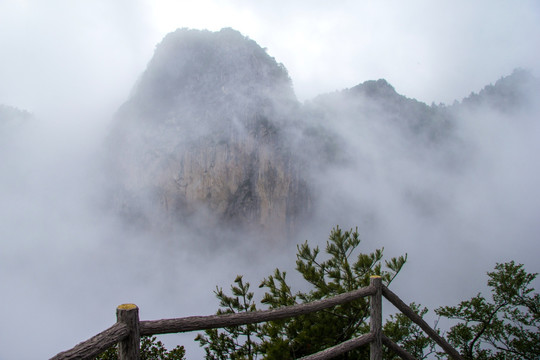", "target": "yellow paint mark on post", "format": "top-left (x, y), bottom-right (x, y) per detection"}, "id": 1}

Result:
top-left (117, 303), bottom-right (138, 310)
